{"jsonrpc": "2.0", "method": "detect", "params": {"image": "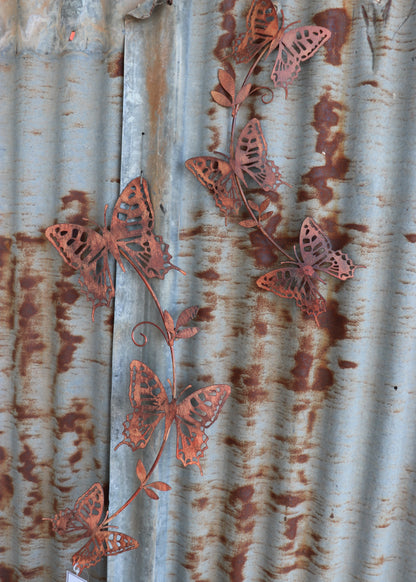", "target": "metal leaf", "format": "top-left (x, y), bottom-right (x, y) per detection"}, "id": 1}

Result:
top-left (176, 305), bottom-right (199, 329)
top-left (136, 459), bottom-right (146, 484)
top-left (148, 481), bottom-right (171, 491)
top-left (218, 69), bottom-right (235, 98)
top-left (174, 327), bottom-right (199, 340)
top-left (239, 218), bottom-right (258, 228)
top-left (211, 90), bottom-right (233, 108)
top-left (235, 83), bottom-right (252, 105)
top-left (144, 487), bottom-right (159, 500)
